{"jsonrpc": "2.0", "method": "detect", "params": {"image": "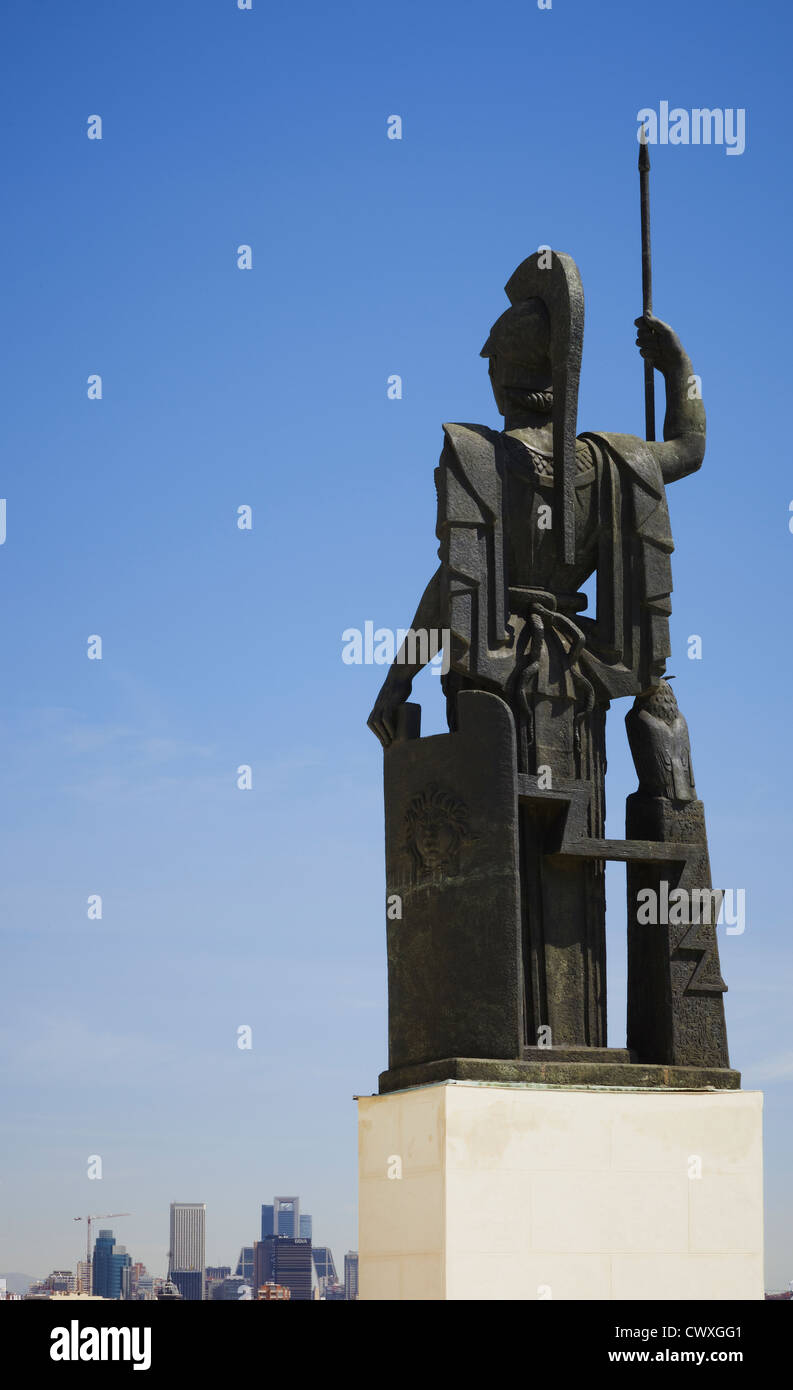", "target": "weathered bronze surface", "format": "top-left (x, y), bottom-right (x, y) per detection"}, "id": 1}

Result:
top-left (368, 249), bottom-right (734, 1092)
